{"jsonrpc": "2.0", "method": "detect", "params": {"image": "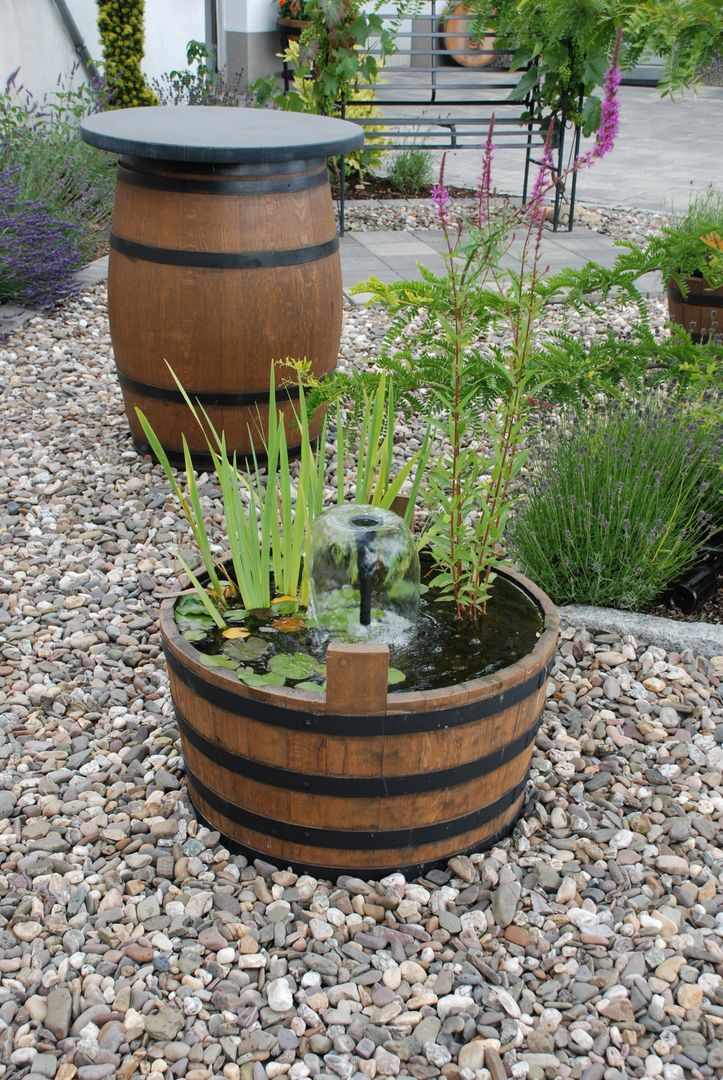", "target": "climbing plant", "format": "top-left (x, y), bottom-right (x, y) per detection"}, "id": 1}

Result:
top-left (97, 0), bottom-right (157, 108)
